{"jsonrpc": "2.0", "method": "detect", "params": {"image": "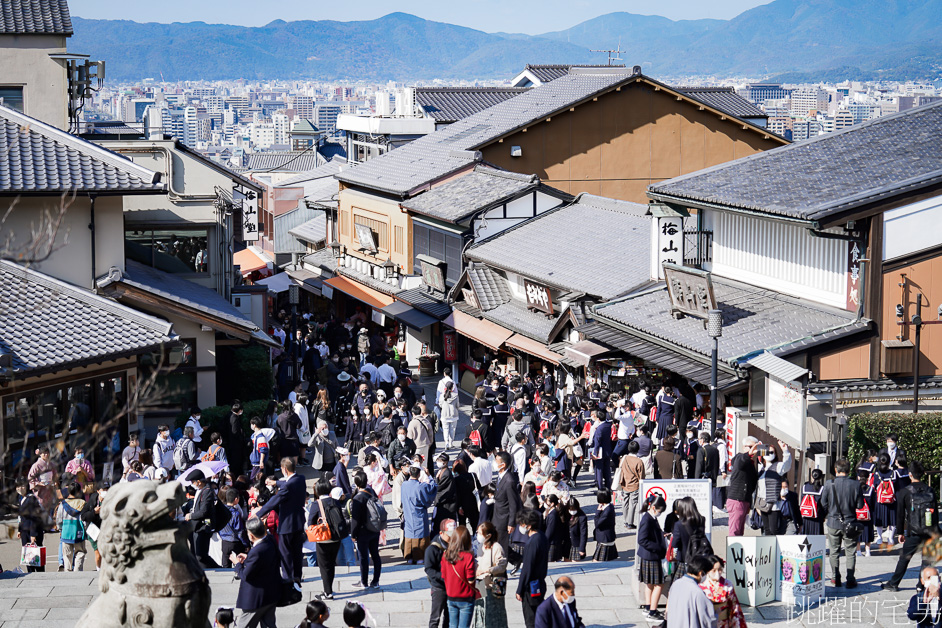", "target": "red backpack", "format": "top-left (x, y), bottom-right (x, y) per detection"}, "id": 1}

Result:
top-left (856, 501), bottom-right (871, 521)
top-left (799, 493), bottom-right (818, 519)
top-left (877, 476), bottom-right (896, 504)
top-left (469, 426), bottom-right (482, 448)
